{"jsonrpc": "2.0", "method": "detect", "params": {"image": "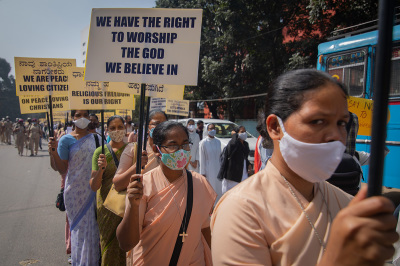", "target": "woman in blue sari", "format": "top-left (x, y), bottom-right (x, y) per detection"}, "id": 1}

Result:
top-left (49, 110), bottom-right (102, 265)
